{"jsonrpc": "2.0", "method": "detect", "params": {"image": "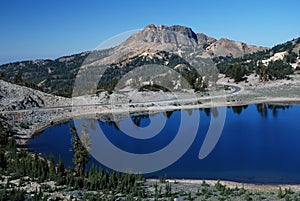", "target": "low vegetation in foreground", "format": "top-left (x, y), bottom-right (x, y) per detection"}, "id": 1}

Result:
top-left (0, 116), bottom-right (300, 200)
